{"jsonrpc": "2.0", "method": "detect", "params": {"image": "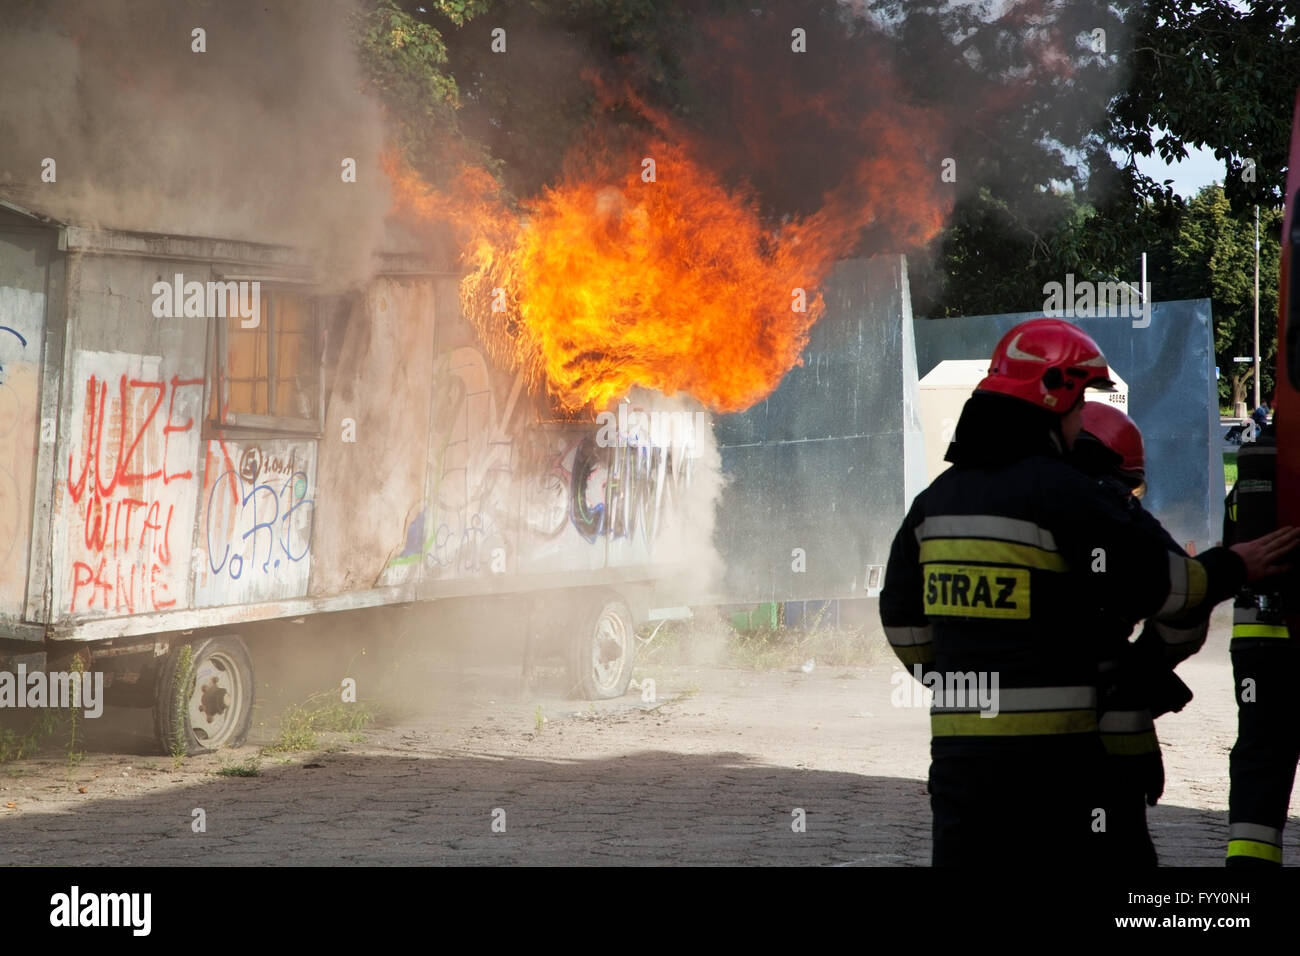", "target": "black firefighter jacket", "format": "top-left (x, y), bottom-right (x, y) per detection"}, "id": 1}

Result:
top-left (880, 393), bottom-right (1245, 757)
